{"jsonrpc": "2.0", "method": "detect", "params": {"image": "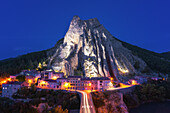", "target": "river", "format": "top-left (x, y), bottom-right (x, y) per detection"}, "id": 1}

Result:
top-left (129, 101), bottom-right (170, 113)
